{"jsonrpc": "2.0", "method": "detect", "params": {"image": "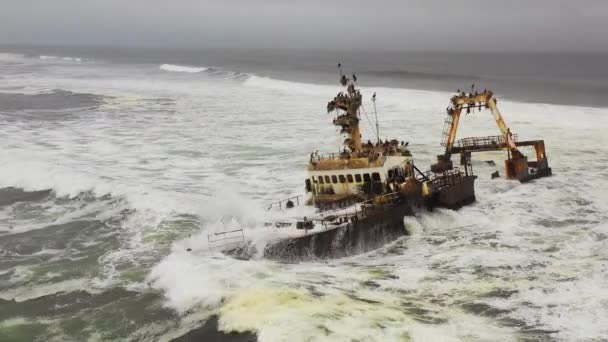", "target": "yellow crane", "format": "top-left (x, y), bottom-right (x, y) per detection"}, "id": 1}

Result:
top-left (432, 89), bottom-right (551, 182)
